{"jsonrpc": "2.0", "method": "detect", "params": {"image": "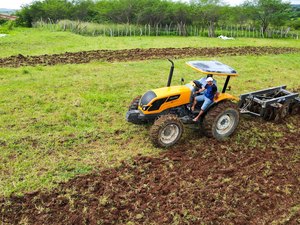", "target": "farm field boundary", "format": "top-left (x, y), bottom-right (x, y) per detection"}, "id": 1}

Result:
top-left (0, 46), bottom-right (299, 68)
